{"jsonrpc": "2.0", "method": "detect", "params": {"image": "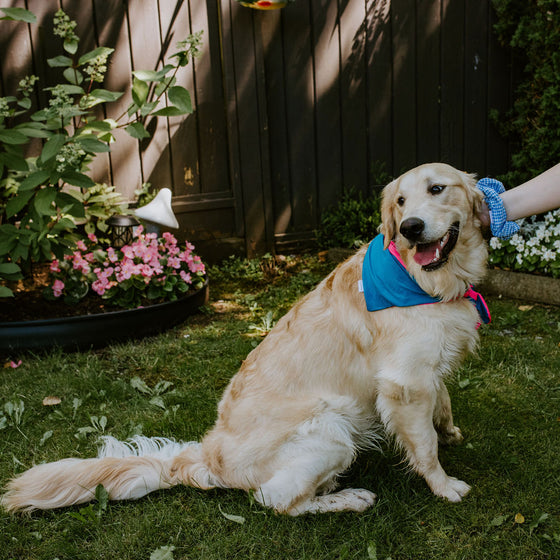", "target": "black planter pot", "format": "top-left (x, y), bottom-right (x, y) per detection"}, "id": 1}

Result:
top-left (1, 280), bottom-right (209, 352)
